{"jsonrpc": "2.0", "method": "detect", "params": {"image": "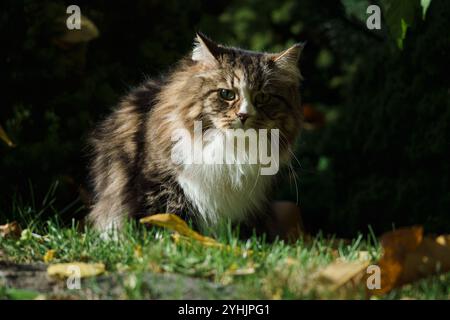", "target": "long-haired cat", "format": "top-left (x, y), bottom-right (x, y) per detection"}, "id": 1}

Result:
top-left (88, 32), bottom-right (303, 237)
